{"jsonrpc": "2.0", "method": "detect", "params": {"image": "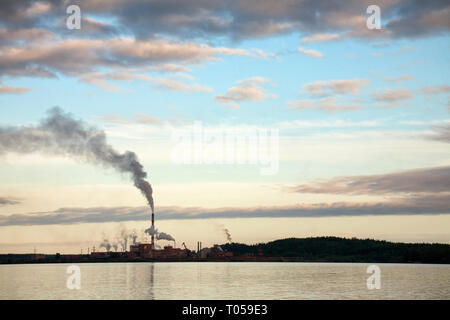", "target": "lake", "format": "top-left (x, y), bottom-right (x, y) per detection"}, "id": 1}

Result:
top-left (0, 262), bottom-right (449, 299)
